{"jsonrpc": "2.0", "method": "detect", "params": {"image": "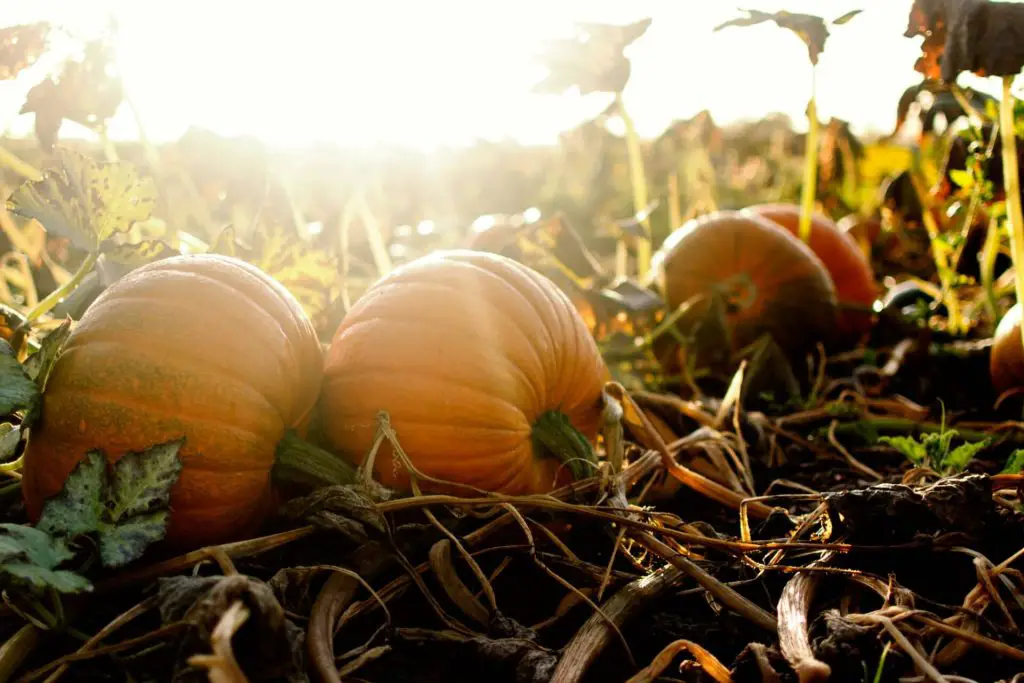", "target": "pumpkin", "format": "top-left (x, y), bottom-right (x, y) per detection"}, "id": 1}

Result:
top-left (743, 203), bottom-right (878, 339)
top-left (320, 249), bottom-right (608, 495)
top-left (652, 210), bottom-right (838, 365)
top-left (990, 303), bottom-right (1024, 396)
top-left (21, 254), bottom-right (323, 549)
